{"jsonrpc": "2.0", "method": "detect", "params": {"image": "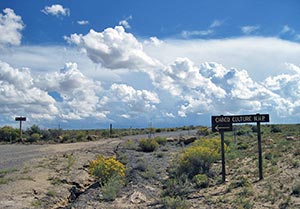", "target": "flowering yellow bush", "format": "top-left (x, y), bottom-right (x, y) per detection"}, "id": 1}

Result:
top-left (89, 155), bottom-right (126, 185)
top-left (175, 137), bottom-right (227, 178)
